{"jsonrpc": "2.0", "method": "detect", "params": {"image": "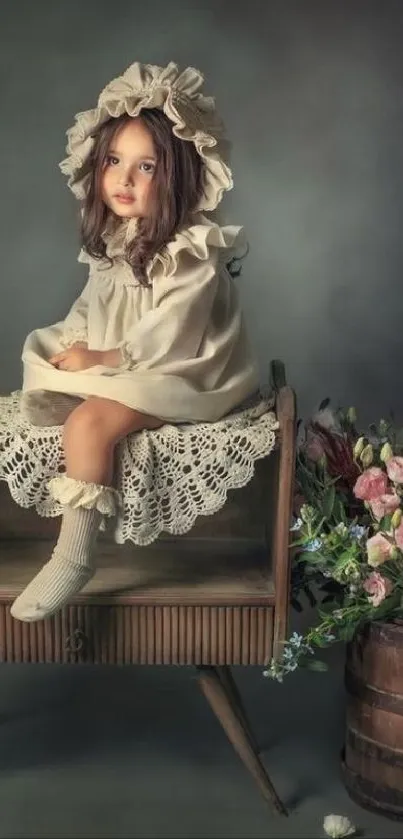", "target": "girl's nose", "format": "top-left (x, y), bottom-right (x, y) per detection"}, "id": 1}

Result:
top-left (117, 167), bottom-right (134, 186)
